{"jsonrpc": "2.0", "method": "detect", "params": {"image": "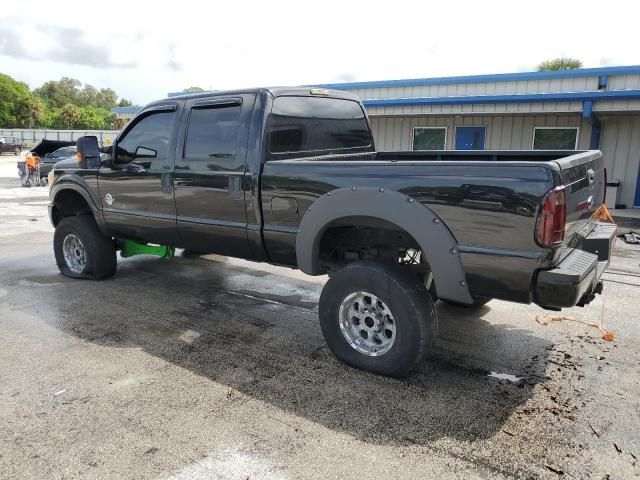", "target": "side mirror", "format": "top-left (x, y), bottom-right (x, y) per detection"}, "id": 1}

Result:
top-left (134, 146), bottom-right (157, 160)
top-left (76, 136), bottom-right (101, 168)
